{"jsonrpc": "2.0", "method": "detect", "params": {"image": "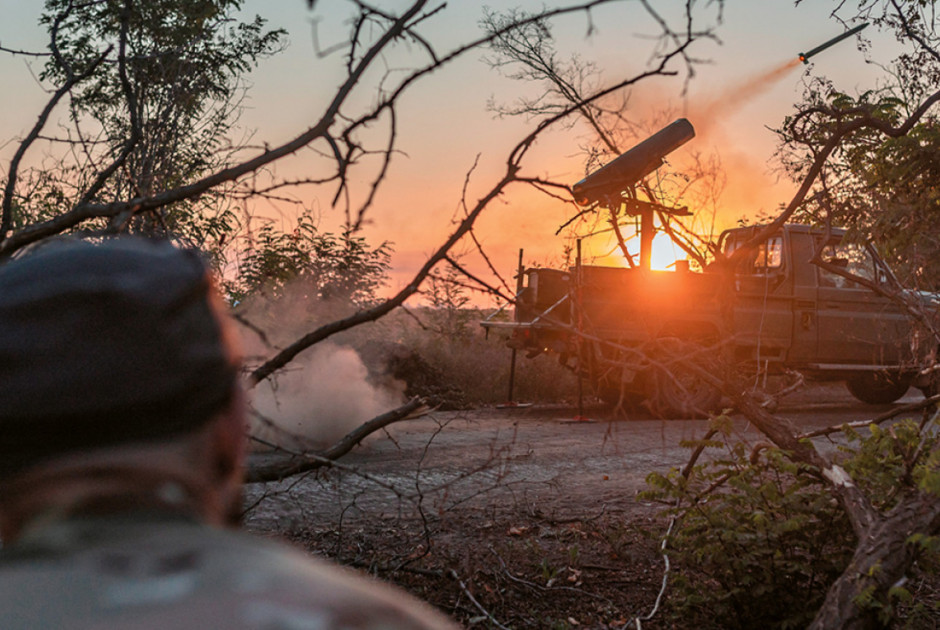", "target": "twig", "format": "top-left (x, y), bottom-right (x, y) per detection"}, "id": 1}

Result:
top-left (488, 547), bottom-right (613, 603)
top-left (448, 569), bottom-right (511, 630)
top-left (798, 393), bottom-right (940, 440)
top-left (627, 508), bottom-right (677, 630)
top-left (680, 428), bottom-right (717, 479)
